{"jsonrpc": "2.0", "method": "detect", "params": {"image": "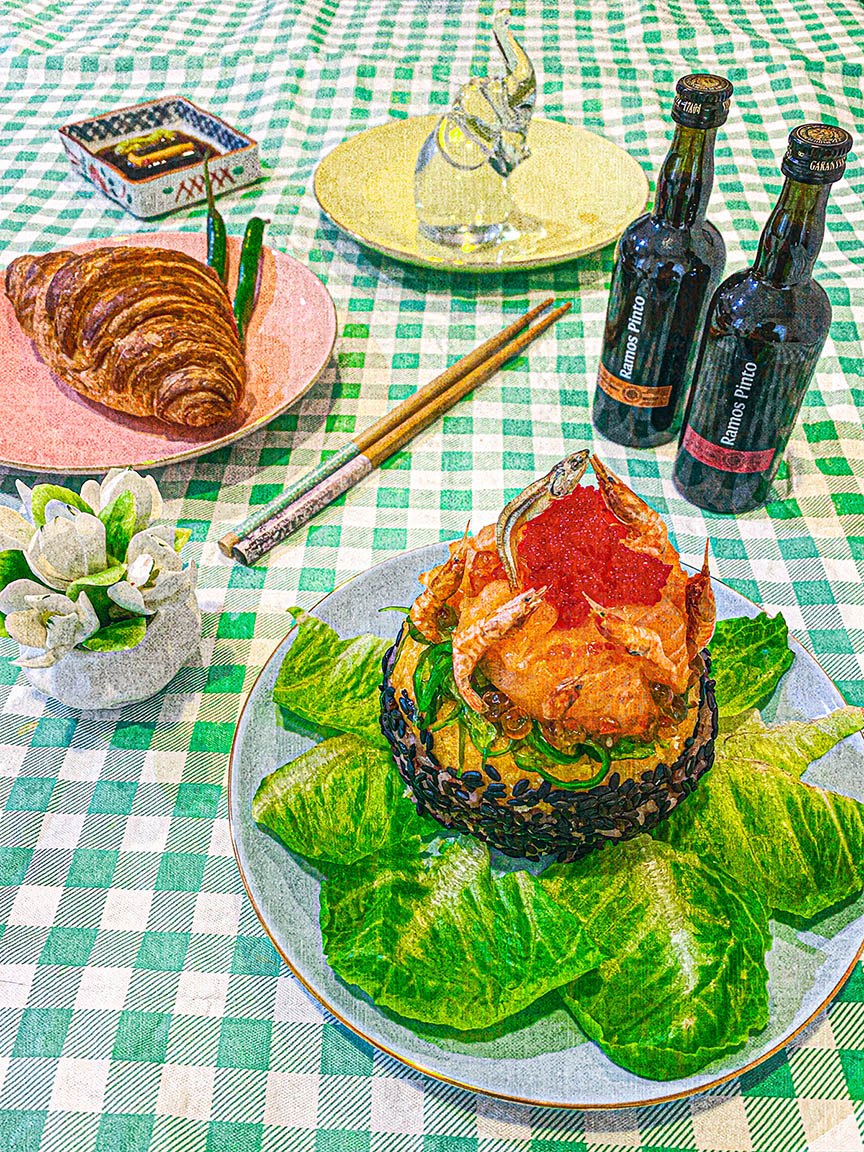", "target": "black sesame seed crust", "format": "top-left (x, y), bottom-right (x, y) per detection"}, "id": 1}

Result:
top-left (379, 639), bottom-right (718, 863)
